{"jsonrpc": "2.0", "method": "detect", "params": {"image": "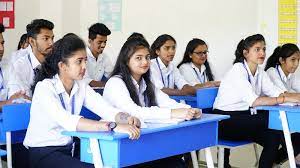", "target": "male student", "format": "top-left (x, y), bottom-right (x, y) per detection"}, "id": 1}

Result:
top-left (8, 19), bottom-right (54, 97)
top-left (84, 23), bottom-right (113, 87)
